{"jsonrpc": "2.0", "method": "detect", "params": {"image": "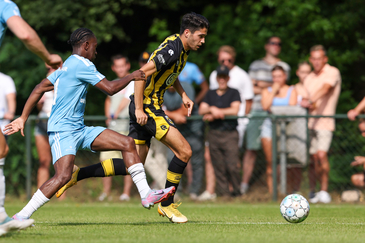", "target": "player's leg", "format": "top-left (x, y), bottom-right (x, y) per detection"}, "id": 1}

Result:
top-left (14, 154), bottom-right (75, 220)
top-left (157, 126), bottom-right (191, 223)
